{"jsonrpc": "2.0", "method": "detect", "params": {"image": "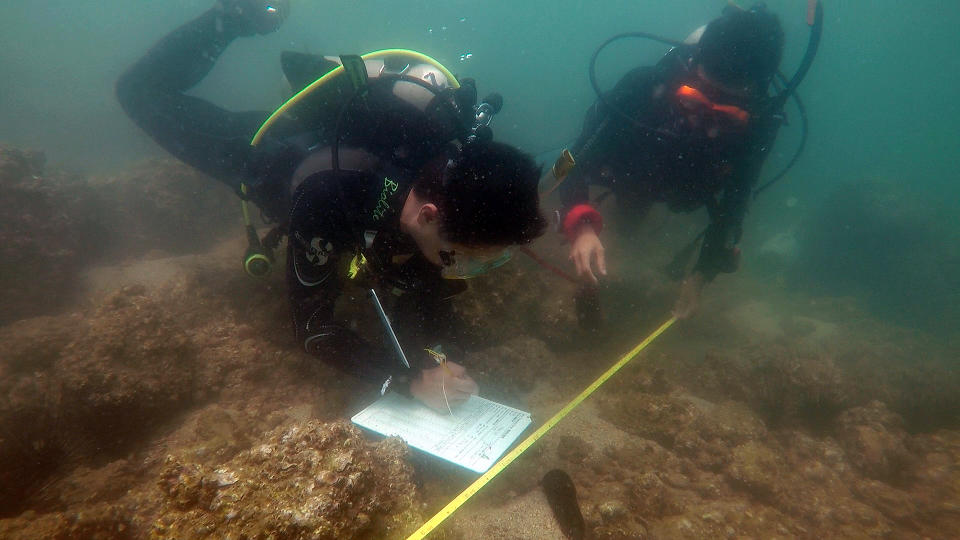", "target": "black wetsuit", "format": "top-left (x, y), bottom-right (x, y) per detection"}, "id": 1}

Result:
top-left (558, 48), bottom-right (781, 280)
top-left (117, 8), bottom-right (466, 383)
